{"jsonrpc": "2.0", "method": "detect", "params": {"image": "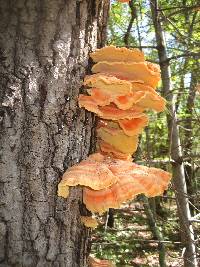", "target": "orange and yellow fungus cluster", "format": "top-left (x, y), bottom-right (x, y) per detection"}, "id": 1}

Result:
top-left (58, 45), bottom-right (171, 219)
top-left (88, 256), bottom-right (116, 267)
top-left (79, 46), bottom-right (165, 159)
